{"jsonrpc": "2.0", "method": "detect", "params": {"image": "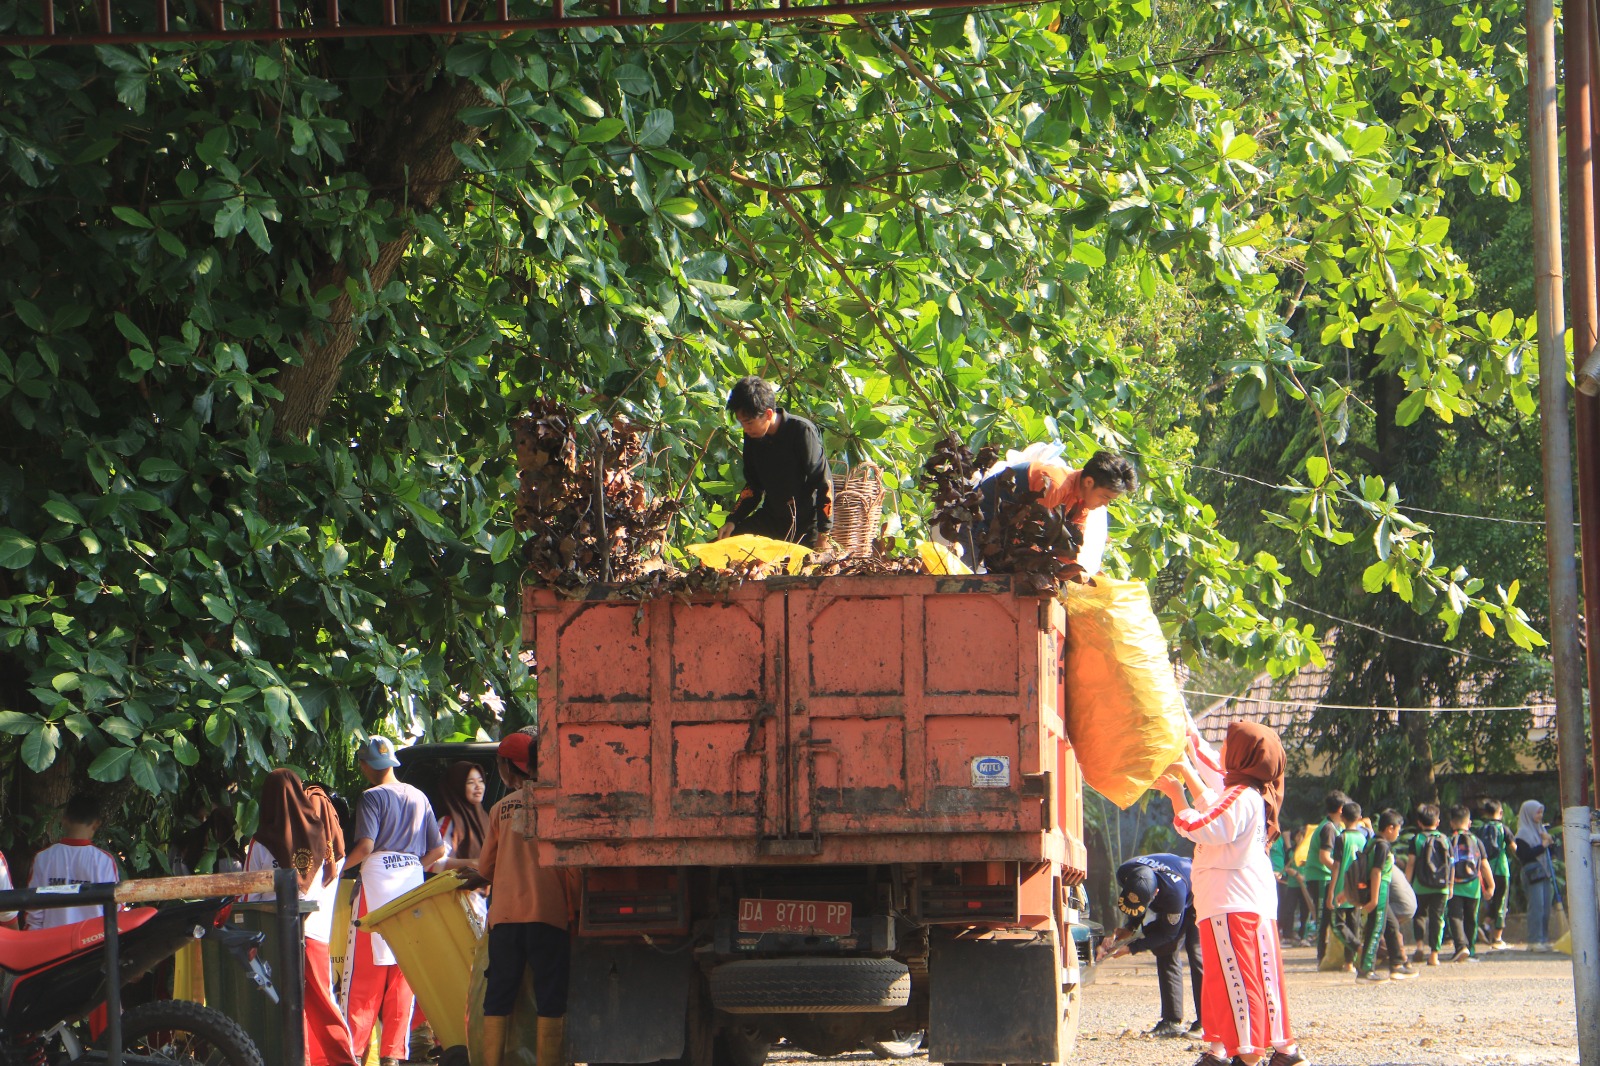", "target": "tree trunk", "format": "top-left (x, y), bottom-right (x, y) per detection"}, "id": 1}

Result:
top-left (273, 76), bottom-right (490, 440)
top-left (1404, 708), bottom-right (1439, 804)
